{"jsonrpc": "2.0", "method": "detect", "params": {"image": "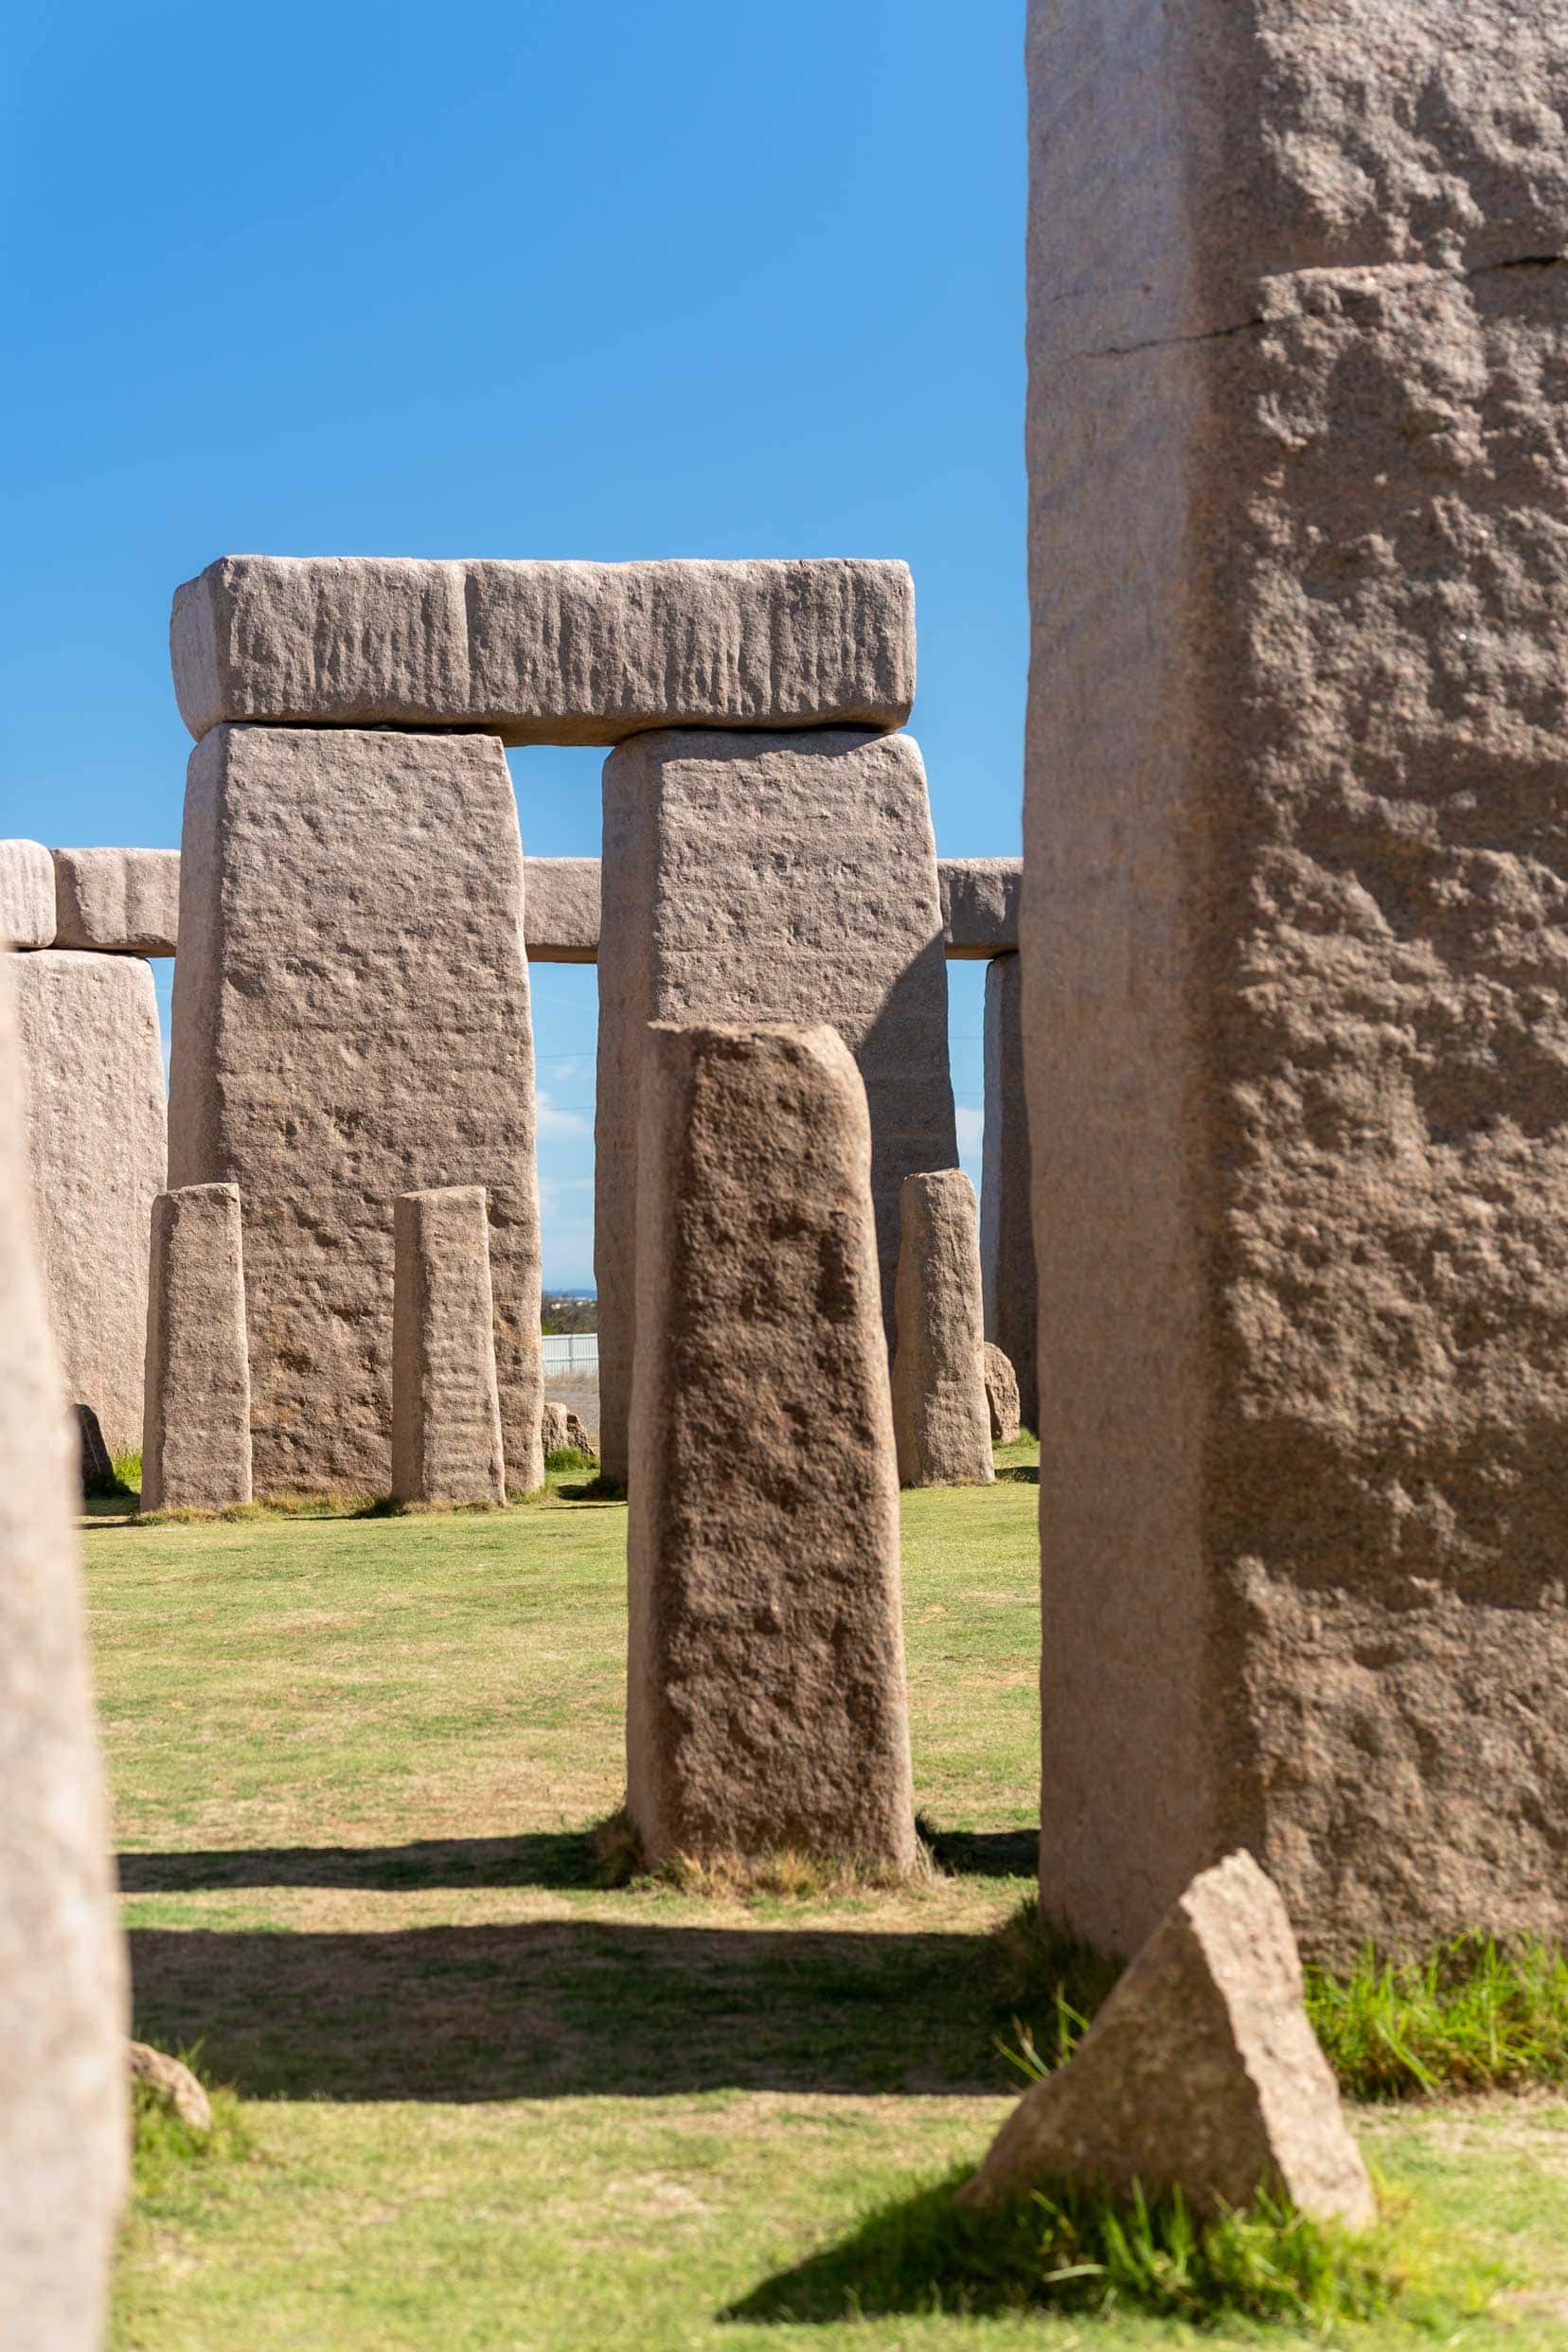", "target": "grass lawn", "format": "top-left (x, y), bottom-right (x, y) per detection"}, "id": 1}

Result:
top-left (91, 1442), bottom-right (1568, 2348)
